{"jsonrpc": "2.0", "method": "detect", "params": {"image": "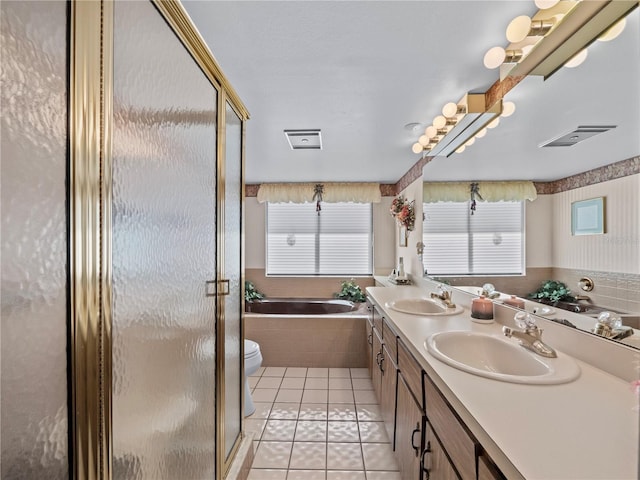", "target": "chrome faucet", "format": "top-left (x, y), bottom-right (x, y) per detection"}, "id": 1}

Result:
top-left (503, 312), bottom-right (557, 358)
top-left (430, 284), bottom-right (456, 309)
